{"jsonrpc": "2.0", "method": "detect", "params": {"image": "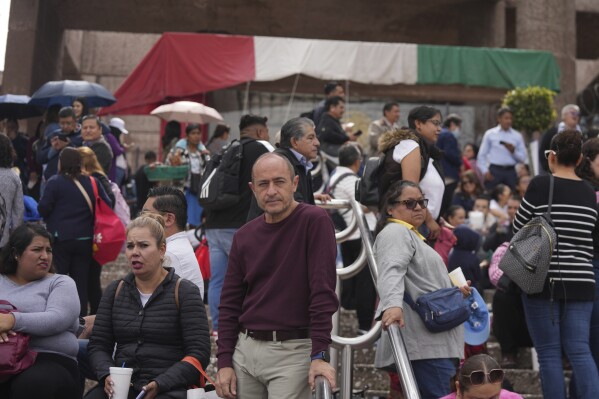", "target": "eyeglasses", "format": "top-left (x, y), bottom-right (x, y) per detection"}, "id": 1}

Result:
top-left (462, 369), bottom-right (504, 385)
top-left (544, 150), bottom-right (556, 159)
top-left (427, 119), bottom-right (442, 127)
top-left (392, 199), bottom-right (429, 210)
top-left (462, 180), bottom-right (475, 185)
